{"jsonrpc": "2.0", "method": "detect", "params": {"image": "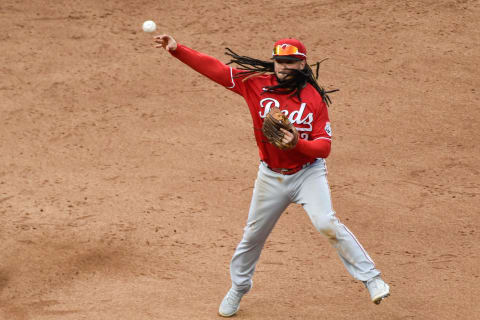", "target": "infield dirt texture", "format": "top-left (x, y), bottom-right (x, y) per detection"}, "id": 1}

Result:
top-left (0, 0), bottom-right (479, 319)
